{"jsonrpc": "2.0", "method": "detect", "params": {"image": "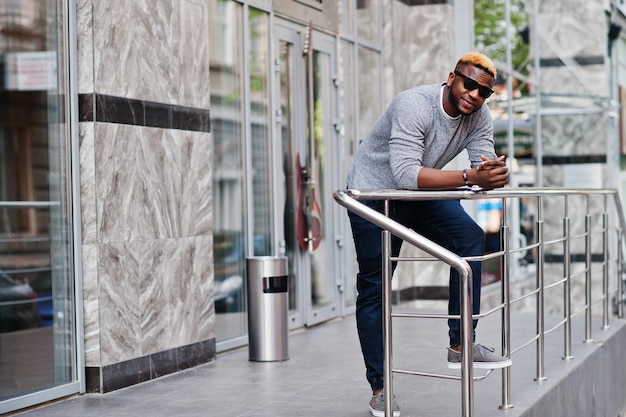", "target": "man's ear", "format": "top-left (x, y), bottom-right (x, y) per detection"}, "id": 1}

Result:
top-left (446, 72), bottom-right (455, 87)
